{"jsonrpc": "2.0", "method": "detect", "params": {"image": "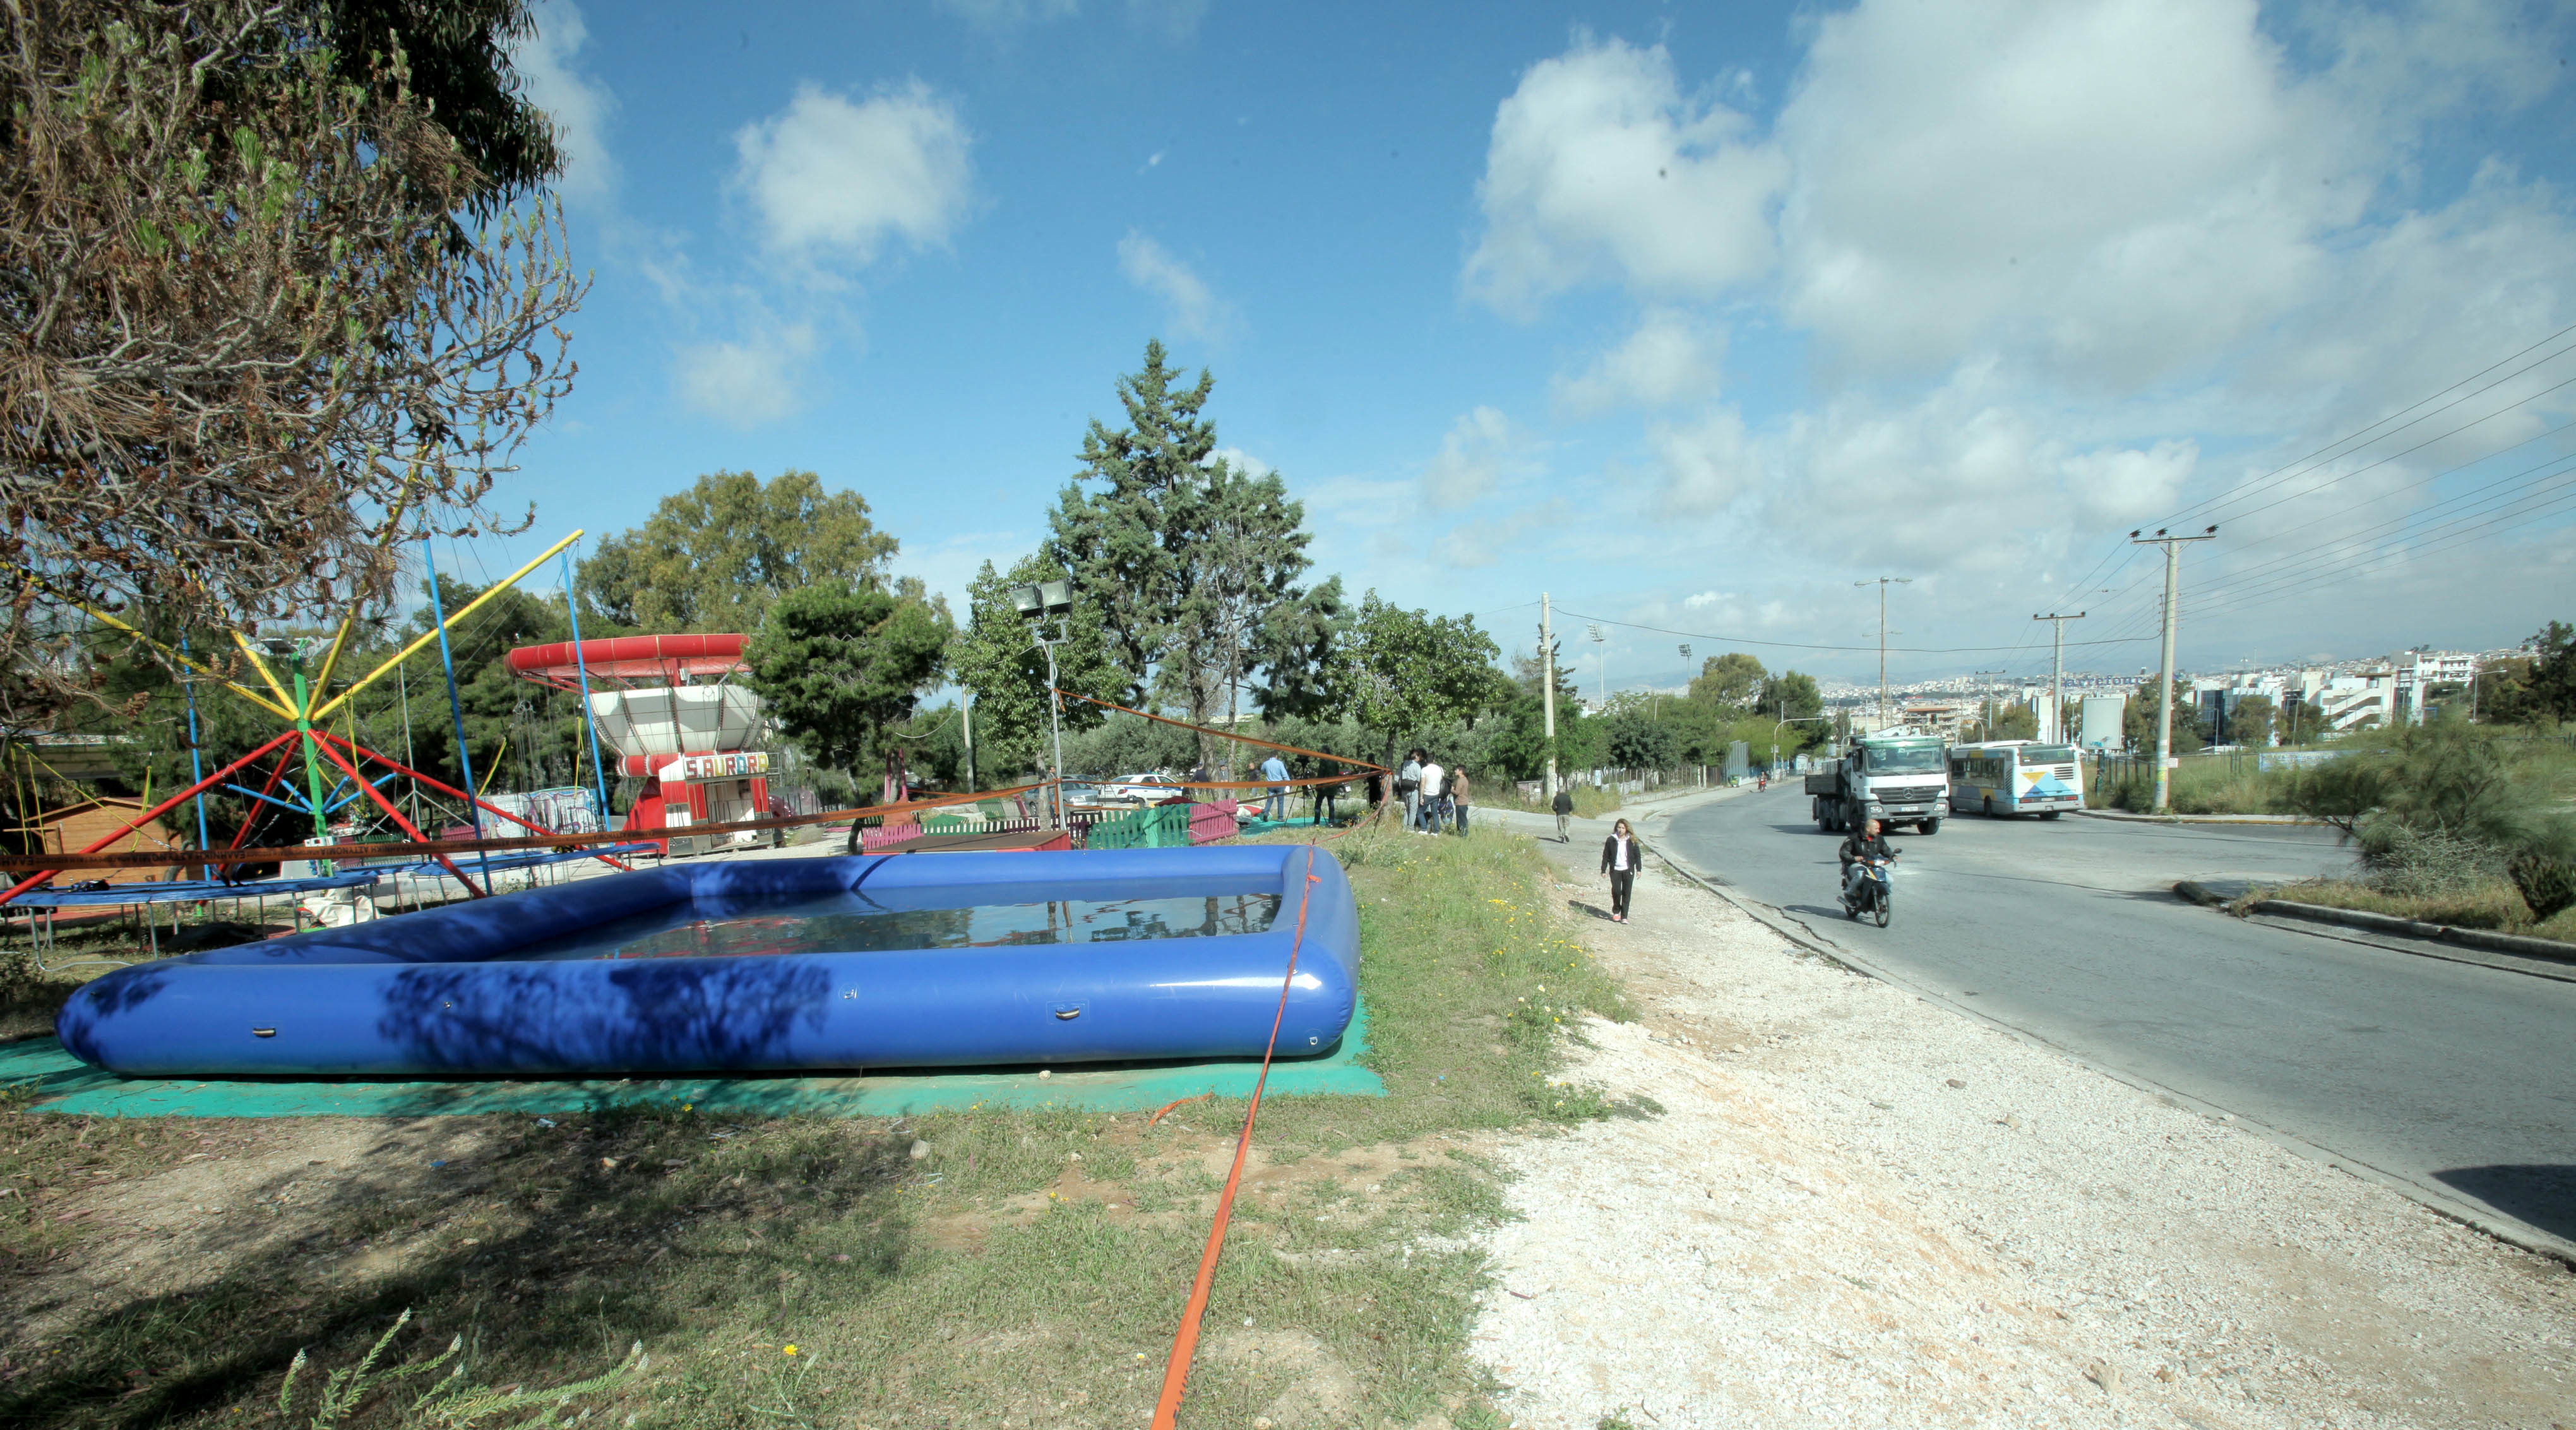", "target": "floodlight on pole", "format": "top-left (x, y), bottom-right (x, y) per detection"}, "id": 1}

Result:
top-left (1018, 578), bottom-right (1076, 828)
